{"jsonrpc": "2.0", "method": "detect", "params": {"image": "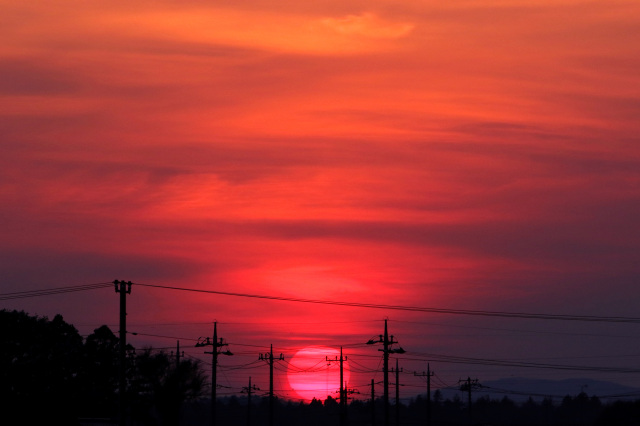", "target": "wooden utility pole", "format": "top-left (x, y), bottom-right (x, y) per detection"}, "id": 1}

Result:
top-left (459, 377), bottom-right (480, 425)
top-left (242, 377), bottom-right (259, 426)
top-left (371, 379), bottom-right (376, 426)
top-left (391, 359), bottom-right (403, 426)
top-left (384, 321), bottom-right (390, 426)
top-left (367, 320), bottom-right (405, 426)
top-left (327, 347), bottom-right (348, 426)
top-left (259, 345), bottom-right (284, 426)
top-left (175, 340), bottom-right (181, 370)
top-left (114, 280), bottom-right (132, 426)
top-left (196, 322), bottom-right (232, 426)
top-left (415, 364), bottom-right (434, 426)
